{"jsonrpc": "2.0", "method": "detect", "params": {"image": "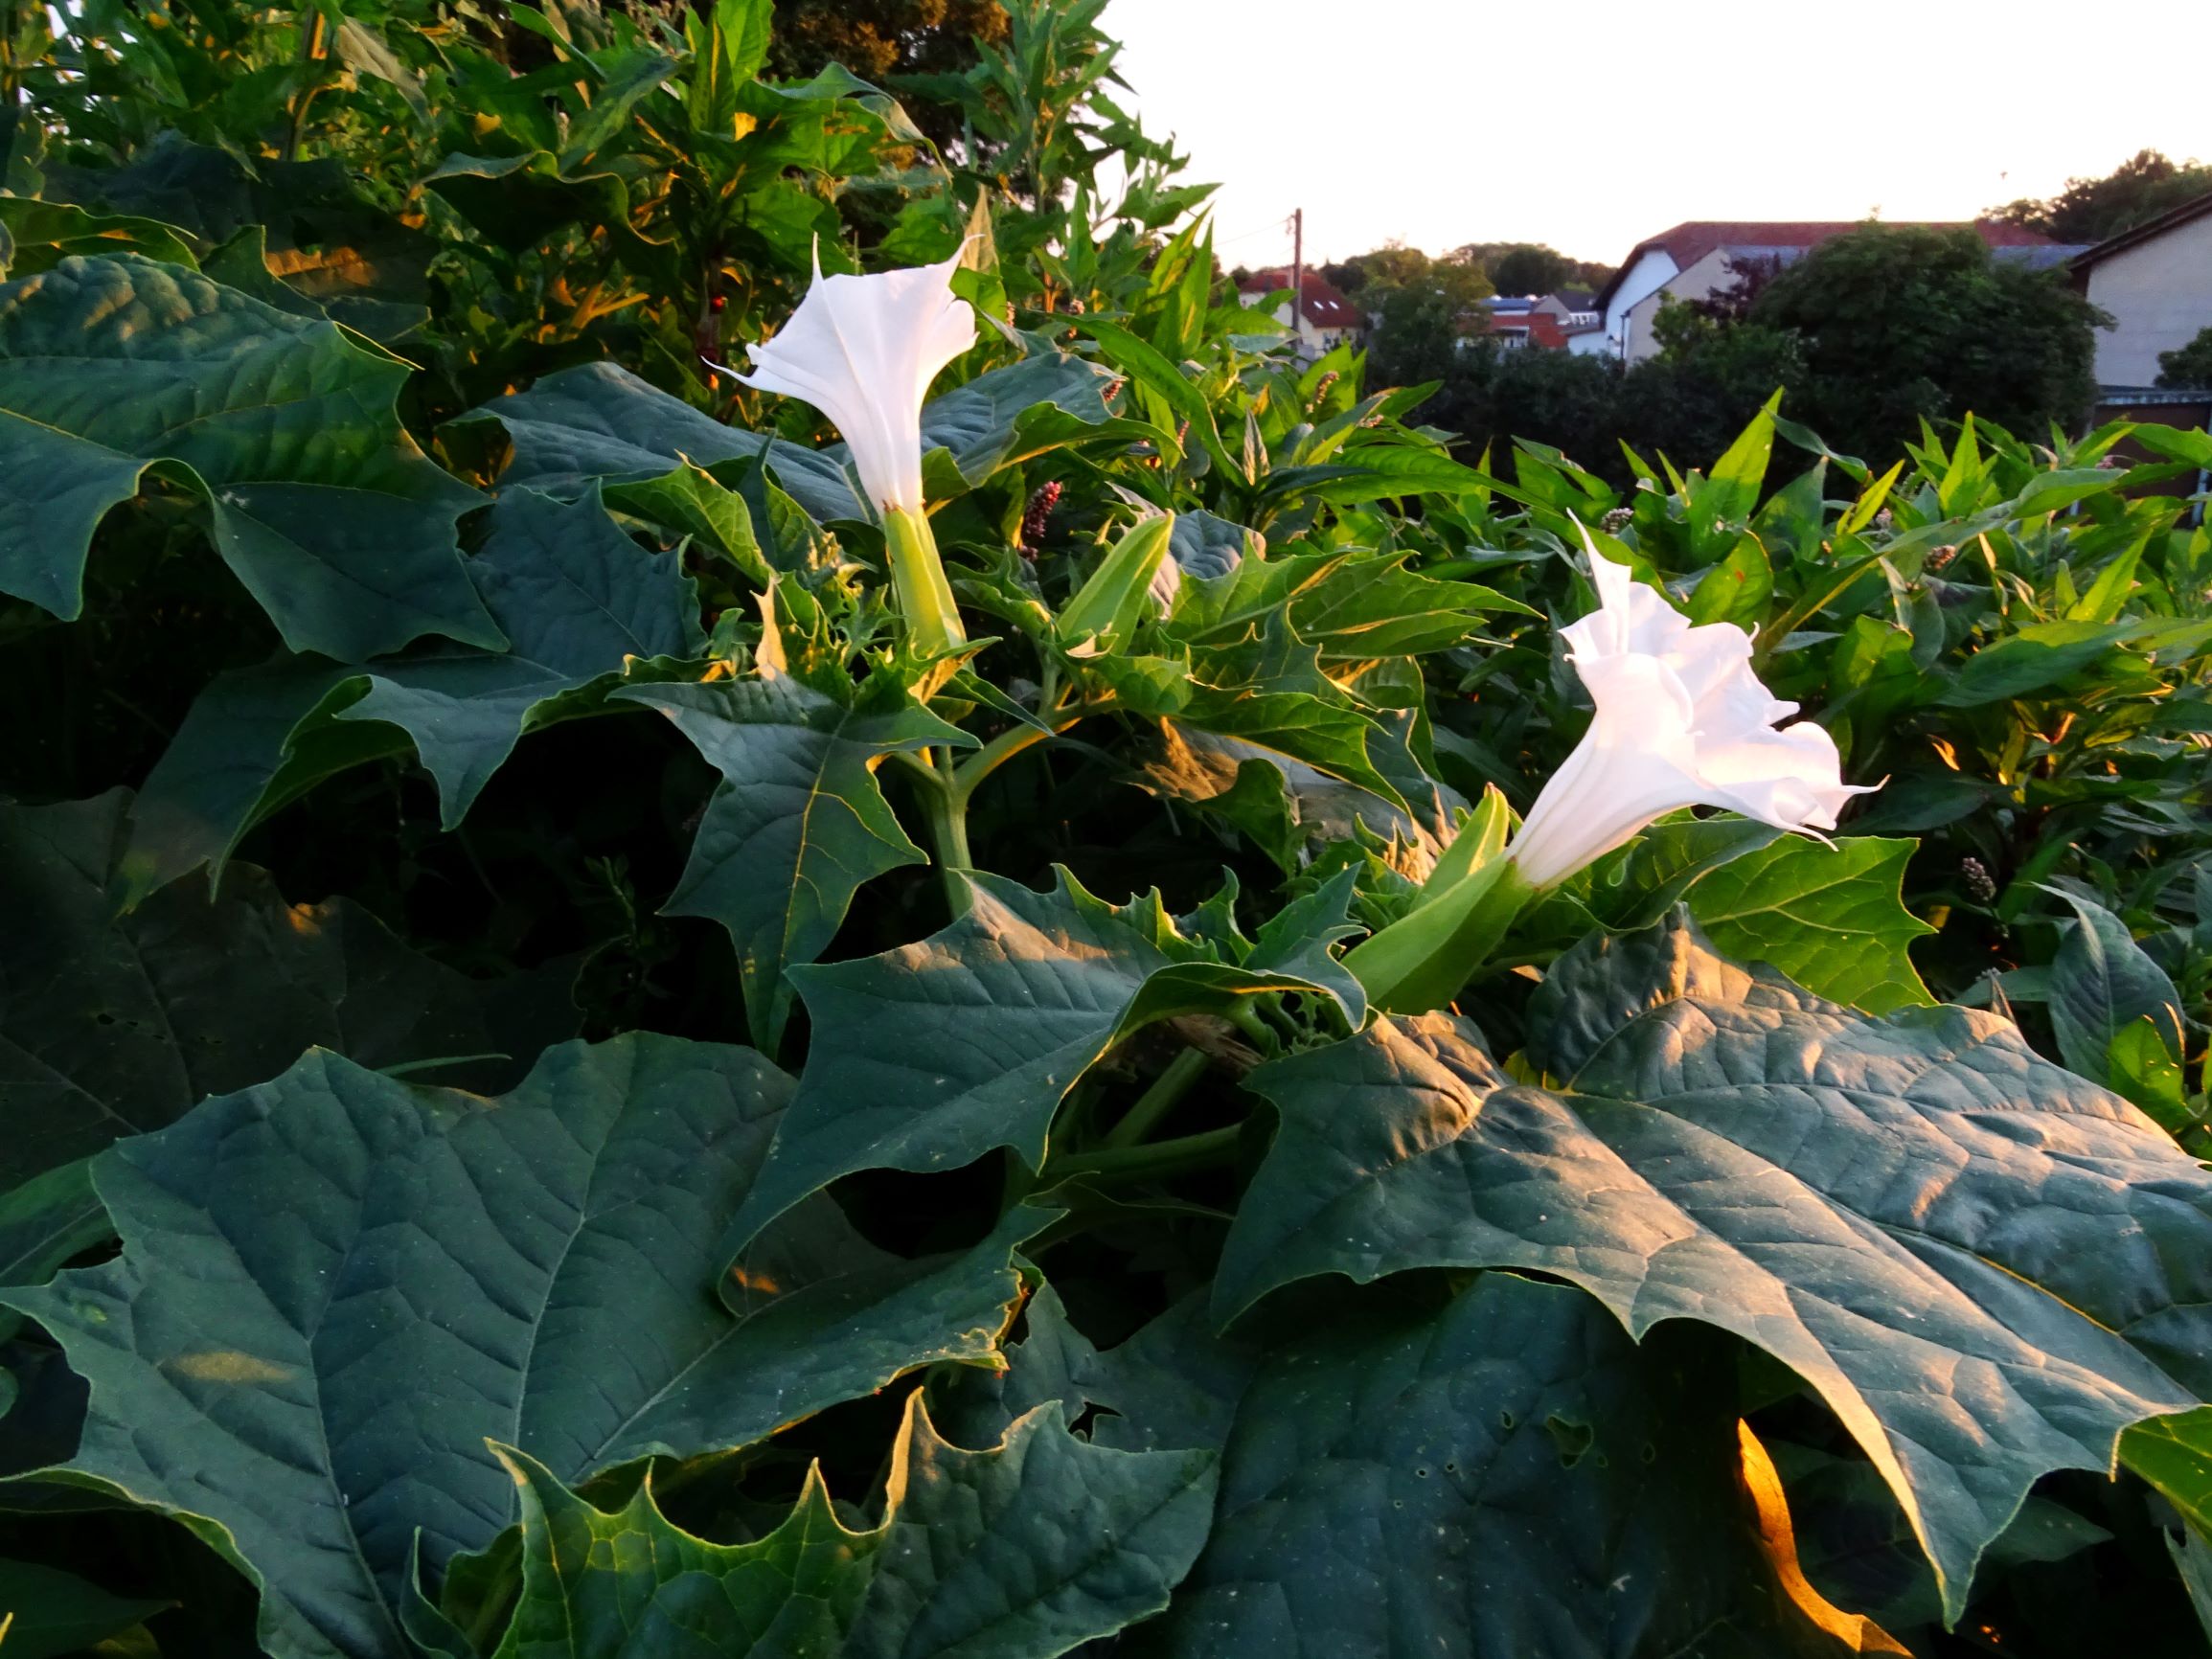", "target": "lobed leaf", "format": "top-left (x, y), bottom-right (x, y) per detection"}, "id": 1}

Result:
top-left (2, 1038), bottom-right (1034, 1659)
top-left (620, 670), bottom-right (969, 1052)
top-left (0, 256), bottom-right (492, 659)
top-left (1218, 913), bottom-right (2212, 1622)
top-left (125, 486), bottom-right (702, 895)
top-left (726, 870), bottom-right (1364, 1251)
top-left (482, 1389), bottom-right (1215, 1659)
